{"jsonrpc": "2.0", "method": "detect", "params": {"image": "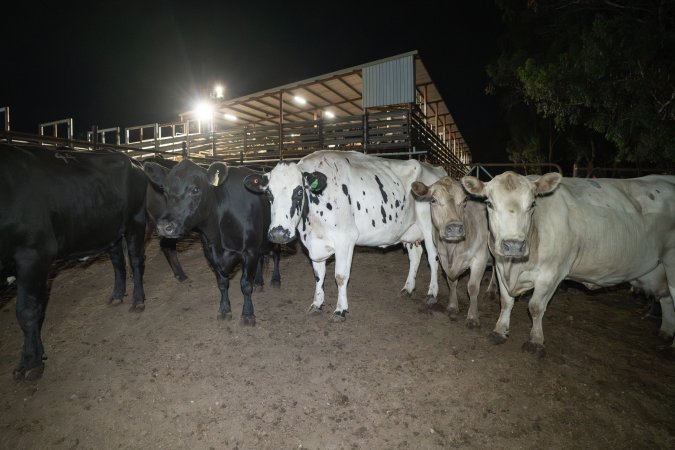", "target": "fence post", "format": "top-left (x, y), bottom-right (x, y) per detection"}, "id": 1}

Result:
top-left (181, 141), bottom-right (188, 159)
top-left (91, 125), bottom-right (98, 151)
